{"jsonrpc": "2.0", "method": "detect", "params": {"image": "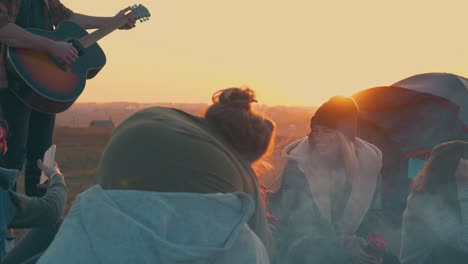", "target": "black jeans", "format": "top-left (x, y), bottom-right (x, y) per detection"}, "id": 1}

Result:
top-left (0, 87), bottom-right (55, 197)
